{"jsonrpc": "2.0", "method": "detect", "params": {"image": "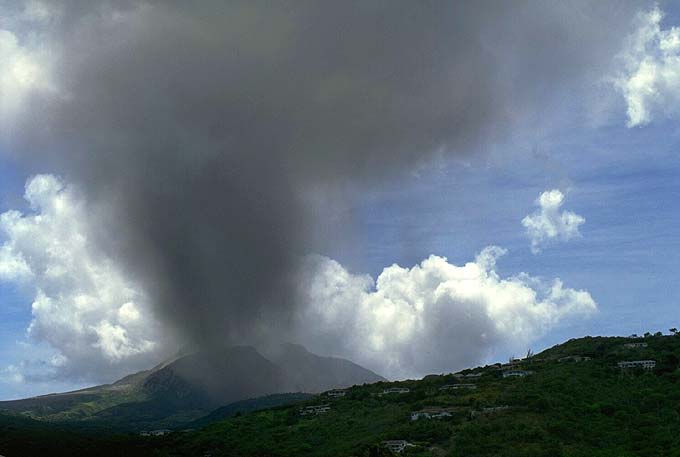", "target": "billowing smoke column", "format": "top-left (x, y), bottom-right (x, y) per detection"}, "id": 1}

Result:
top-left (3, 1), bottom-right (641, 353)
